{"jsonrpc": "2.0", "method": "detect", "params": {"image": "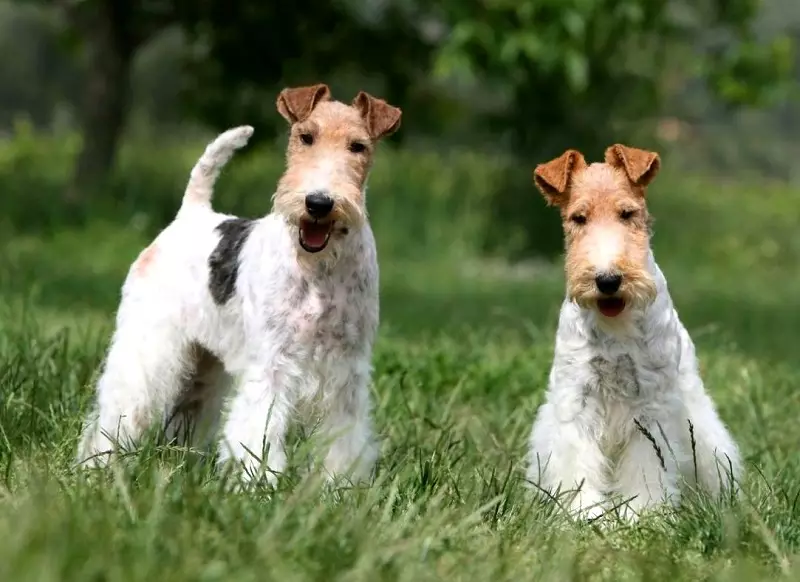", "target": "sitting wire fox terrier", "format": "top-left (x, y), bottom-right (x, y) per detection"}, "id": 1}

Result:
top-left (76, 84), bottom-right (402, 485)
top-left (526, 144), bottom-right (742, 520)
